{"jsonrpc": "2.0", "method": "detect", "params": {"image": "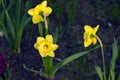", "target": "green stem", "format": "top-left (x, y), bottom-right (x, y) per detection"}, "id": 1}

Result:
top-left (101, 46), bottom-right (106, 80)
top-left (44, 16), bottom-right (48, 35)
top-left (42, 56), bottom-right (53, 78)
top-left (96, 35), bottom-right (106, 80)
top-left (38, 23), bottom-right (43, 36)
